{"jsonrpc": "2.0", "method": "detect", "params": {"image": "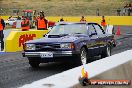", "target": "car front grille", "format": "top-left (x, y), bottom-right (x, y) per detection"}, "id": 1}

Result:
top-left (35, 43), bottom-right (60, 51)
